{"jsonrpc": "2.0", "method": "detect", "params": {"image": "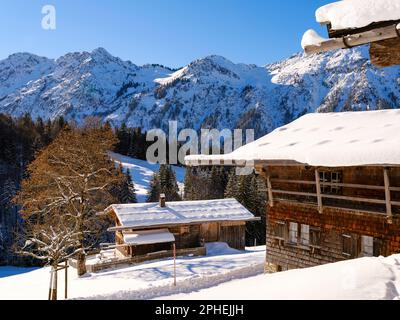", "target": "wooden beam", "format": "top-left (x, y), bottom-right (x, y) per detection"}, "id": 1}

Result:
top-left (321, 194), bottom-right (387, 205)
top-left (271, 179), bottom-right (316, 186)
top-left (327, 20), bottom-right (400, 38)
top-left (384, 168), bottom-right (393, 223)
top-left (108, 218), bottom-right (261, 232)
top-left (304, 24), bottom-right (400, 56)
top-left (272, 189), bottom-right (317, 198)
top-left (271, 178), bottom-right (396, 192)
top-left (266, 173), bottom-right (274, 207)
top-left (270, 189), bottom-right (388, 205)
top-left (315, 169), bottom-right (323, 214)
